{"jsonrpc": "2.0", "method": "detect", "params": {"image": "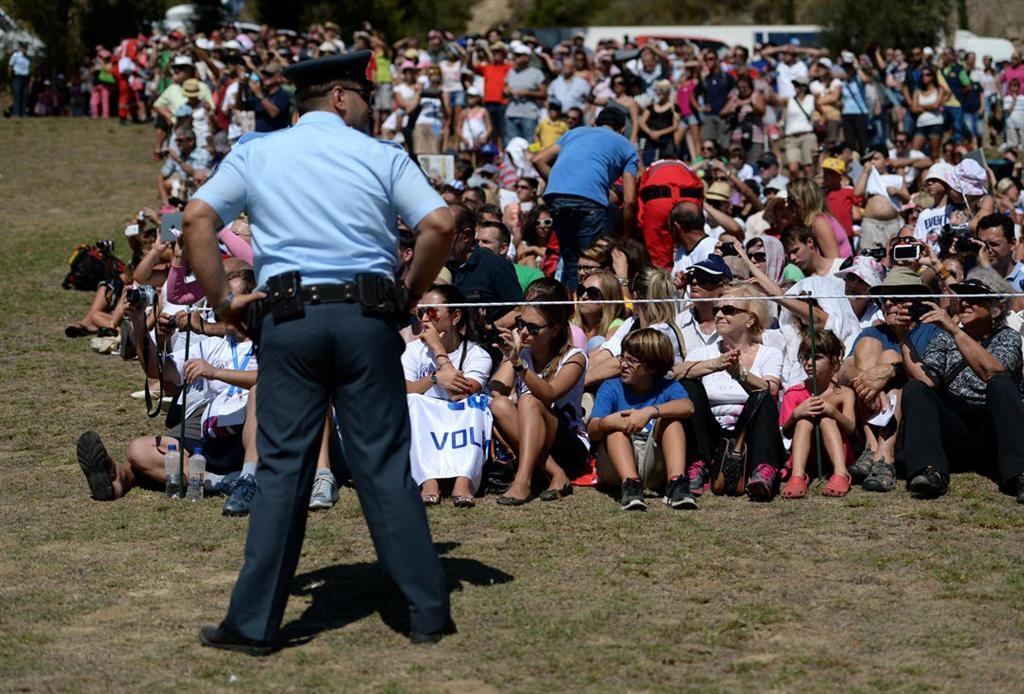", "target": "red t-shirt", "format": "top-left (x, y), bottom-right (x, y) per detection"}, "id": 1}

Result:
top-left (476, 63), bottom-right (512, 104)
top-left (825, 187), bottom-right (860, 239)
